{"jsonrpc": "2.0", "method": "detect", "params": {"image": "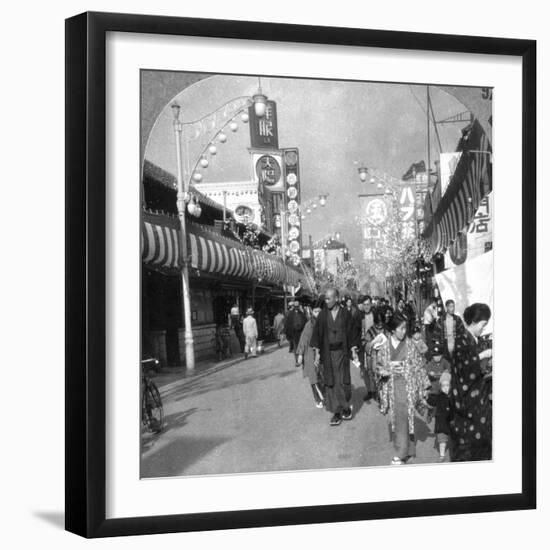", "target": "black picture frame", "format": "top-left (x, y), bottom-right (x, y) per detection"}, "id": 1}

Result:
top-left (65, 11), bottom-right (536, 538)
